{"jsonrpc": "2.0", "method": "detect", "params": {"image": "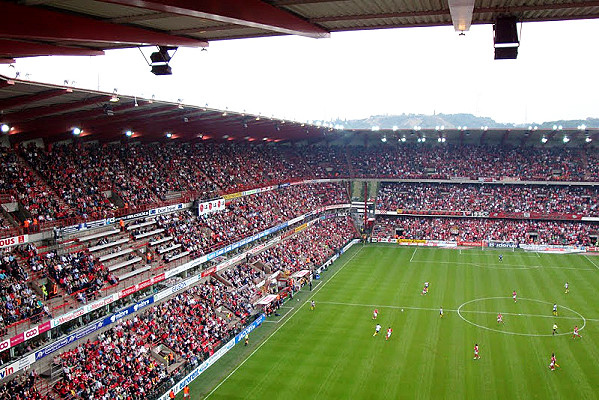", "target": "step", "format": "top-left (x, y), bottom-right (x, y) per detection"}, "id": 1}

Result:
top-left (118, 265), bottom-right (151, 281)
top-left (149, 236), bottom-right (173, 246)
top-left (157, 243), bottom-right (181, 255)
top-left (88, 238), bottom-right (130, 252)
top-left (99, 248), bottom-right (134, 262)
top-left (108, 256), bottom-right (142, 272)
top-left (78, 229), bottom-right (120, 242)
top-left (133, 228), bottom-right (164, 240)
